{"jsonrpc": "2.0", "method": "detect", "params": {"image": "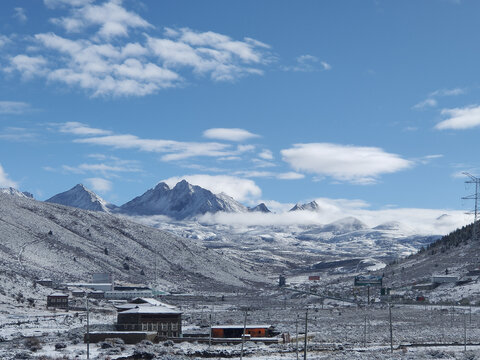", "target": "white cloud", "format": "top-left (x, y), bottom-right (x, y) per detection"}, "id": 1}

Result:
top-left (277, 172), bottom-right (305, 180)
top-left (413, 87), bottom-right (465, 110)
top-left (0, 35), bottom-right (10, 48)
top-left (413, 98), bottom-right (437, 110)
top-left (233, 170), bottom-right (303, 180)
top-left (320, 61), bottom-right (332, 70)
top-left (199, 197), bottom-right (469, 236)
top-left (85, 177), bottom-right (112, 192)
top-left (203, 128), bottom-right (260, 142)
top-left (0, 164), bottom-right (17, 188)
top-left (75, 134), bottom-right (234, 161)
top-left (282, 55), bottom-right (331, 72)
top-left (0, 101), bottom-right (31, 114)
top-left (430, 88), bottom-right (465, 97)
top-left (0, 127), bottom-right (36, 141)
top-left (435, 105), bottom-right (480, 130)
top-left (416, 154), bottom-right (443, 165)
top-left (258, 149), bottom-right (273, 160)
top-left (58, 122), bottom-right (112, 136)
top-left (148, 28), bottom-right (269, 82)
top-left (281, 143), bottom-right (412, 184)
top-left (13, 8), bottom-right (27, 23)
top-left (7, 5), bottom-right (270, 97)
top-left (44, 0), bottom-right (94, 8)
top-left (63, 162), bottom-right (141, 175)
top-left (161, 174), bottom-right (261, 203)
top-left (30, 32), bottom-right (180, 97)
top-left (7, 55), bottom-right (48, 78)
top-left (50, 0), bottom-right (152, 39)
